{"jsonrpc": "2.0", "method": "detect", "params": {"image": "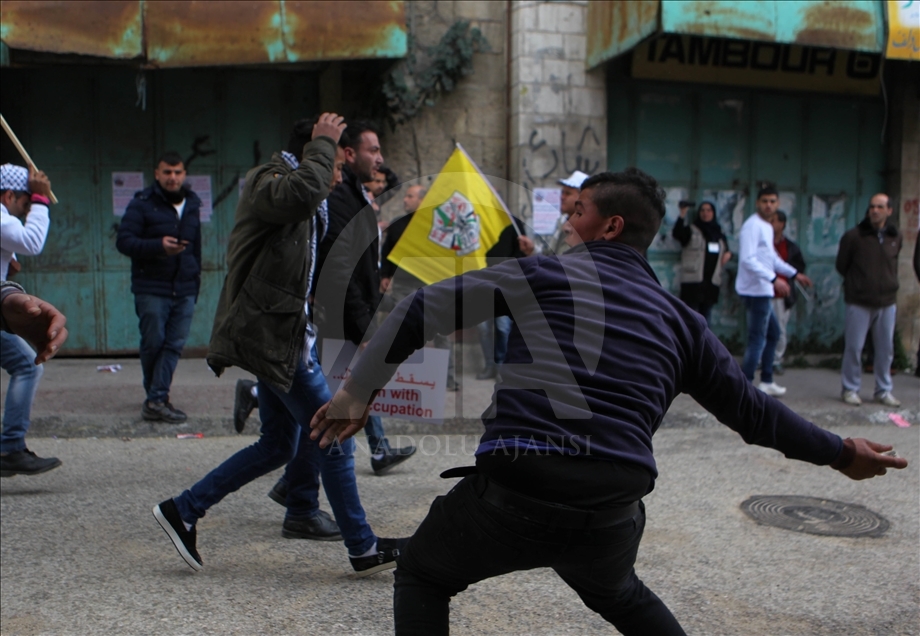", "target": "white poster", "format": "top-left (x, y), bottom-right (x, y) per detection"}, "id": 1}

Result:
top-left (186, 175), bottom-right (213, 223)
top-left (532, 188), bottom-right (561, 234)
top-left (322, 338), bottom-right (450, 422)
top-left (111, 172), bottom-right (144, 217)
